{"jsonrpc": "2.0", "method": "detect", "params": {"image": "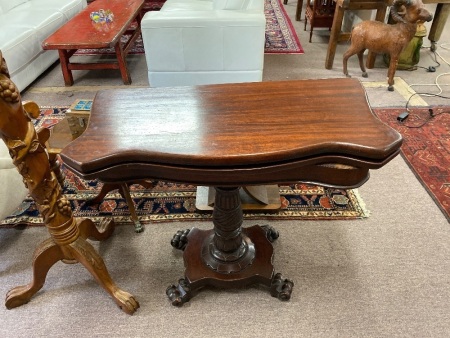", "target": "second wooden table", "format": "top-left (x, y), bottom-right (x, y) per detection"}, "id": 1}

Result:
top-left (43, 0), bottom-right (144, 85)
